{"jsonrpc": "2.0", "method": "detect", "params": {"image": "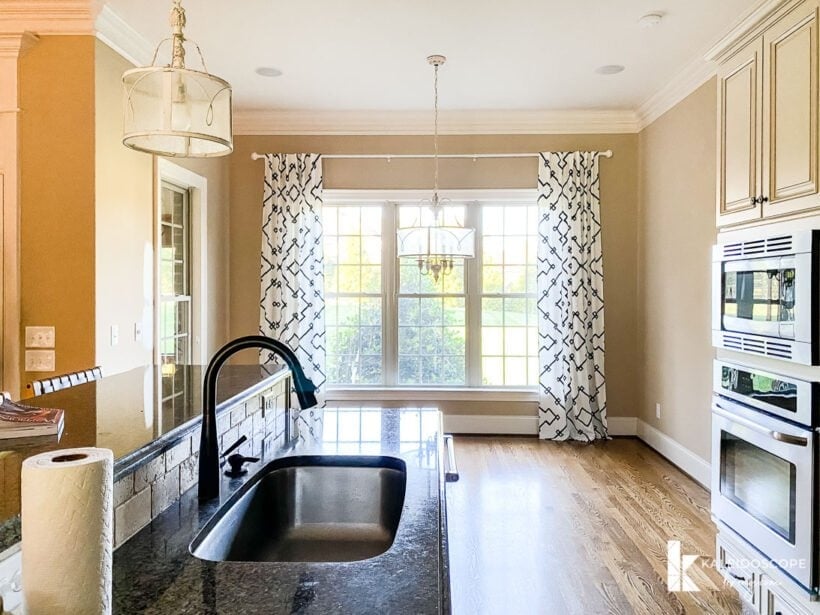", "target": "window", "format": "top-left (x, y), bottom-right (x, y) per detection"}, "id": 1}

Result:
top-left (159, 182), bottom-right (192, 367)
top-left (323, 194), bottom-right (538, 388)
top-left (398, 204), bottom-right (466, 385)
top-left (324, 205), bottom-right (383, 385)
